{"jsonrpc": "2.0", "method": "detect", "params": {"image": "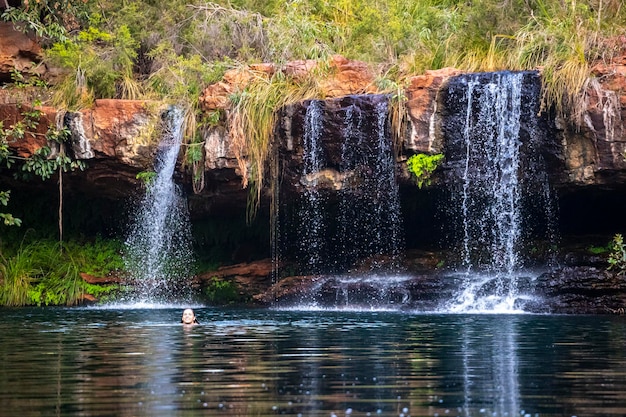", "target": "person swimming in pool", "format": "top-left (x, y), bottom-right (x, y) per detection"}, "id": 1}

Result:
top-left (181, 308), bottom-right (199, 325)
